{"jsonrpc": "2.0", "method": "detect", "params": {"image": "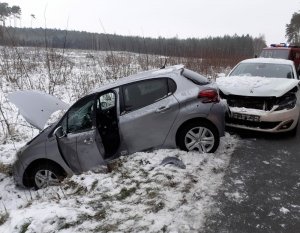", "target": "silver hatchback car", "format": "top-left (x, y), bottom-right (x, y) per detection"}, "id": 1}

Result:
top-left (12, 65), bottom-right (226, 189)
